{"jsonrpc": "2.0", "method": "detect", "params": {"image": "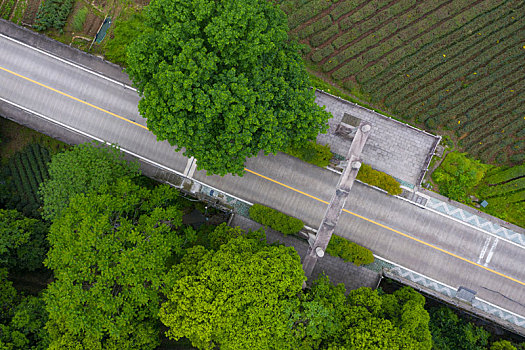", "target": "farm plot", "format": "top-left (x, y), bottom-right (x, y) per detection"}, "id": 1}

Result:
top-left (280, 0), bottom-right (525, 166)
